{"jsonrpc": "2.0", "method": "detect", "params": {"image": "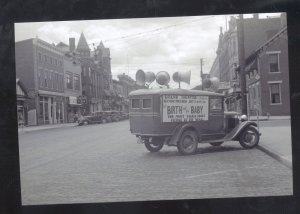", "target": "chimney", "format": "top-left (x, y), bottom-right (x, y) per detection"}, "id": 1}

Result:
top-left (69, 38), bottom-right (75, 52)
